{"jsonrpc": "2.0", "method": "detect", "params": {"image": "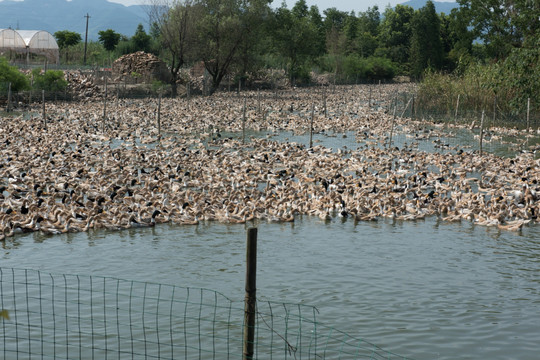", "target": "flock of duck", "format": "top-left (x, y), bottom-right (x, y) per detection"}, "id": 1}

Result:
top-left (1, 84), bottom-right (539, 241)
